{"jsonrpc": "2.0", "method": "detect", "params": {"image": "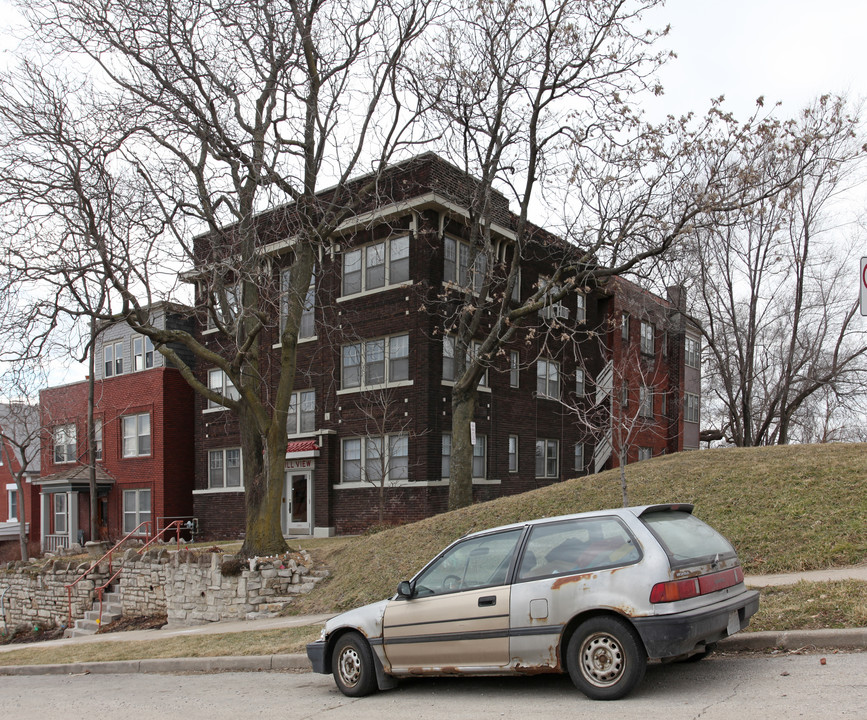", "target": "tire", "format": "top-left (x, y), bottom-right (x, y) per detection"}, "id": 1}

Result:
top-left (331, 632), bottom-right (378, 697)
top-left (566, 616), bottom-right (647, 701)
